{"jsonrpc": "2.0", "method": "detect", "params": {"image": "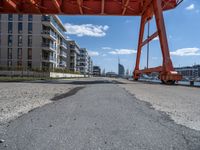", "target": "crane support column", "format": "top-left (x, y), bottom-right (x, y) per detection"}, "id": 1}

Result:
top-left (133, 0), bottom-right (182, 84)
